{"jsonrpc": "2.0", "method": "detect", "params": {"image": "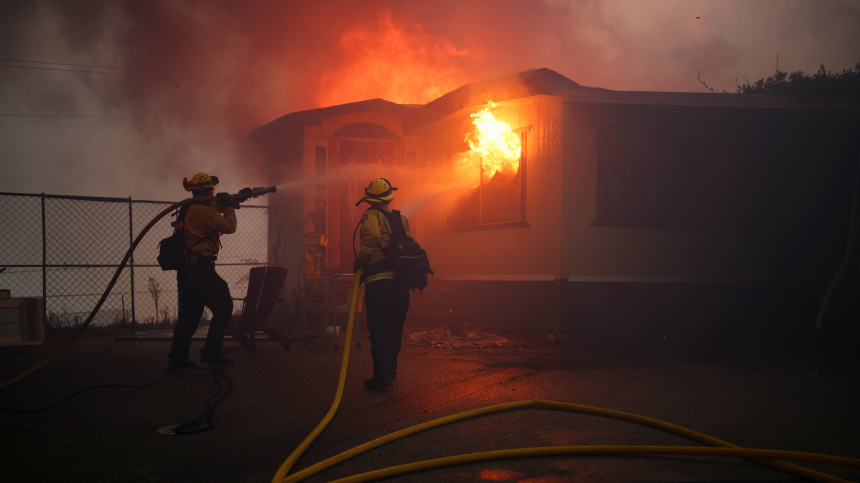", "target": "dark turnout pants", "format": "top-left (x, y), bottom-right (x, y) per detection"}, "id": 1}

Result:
top-left (169, 266), bottom-right (233, 361)
top-left (364, 278), bottom-right (410, 378)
